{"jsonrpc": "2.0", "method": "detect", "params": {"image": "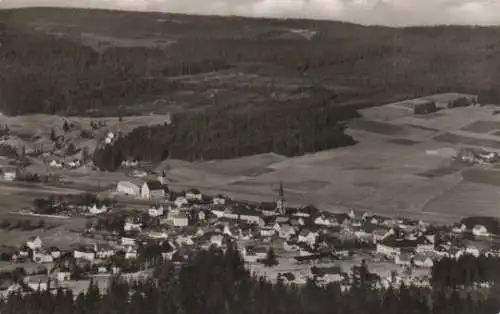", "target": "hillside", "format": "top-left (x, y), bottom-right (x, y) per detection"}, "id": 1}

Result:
top-left (1, 7), bottom-right (500, 162)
